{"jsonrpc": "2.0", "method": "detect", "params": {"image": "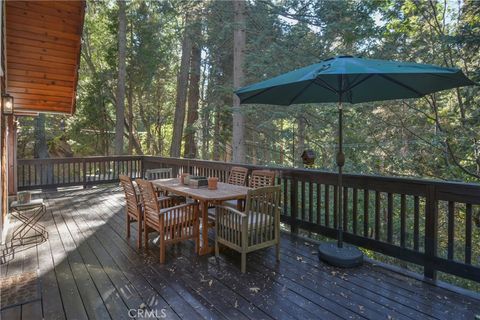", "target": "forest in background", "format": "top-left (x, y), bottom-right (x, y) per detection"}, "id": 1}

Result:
top-left (17, 0), bottom-right (480, 183)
